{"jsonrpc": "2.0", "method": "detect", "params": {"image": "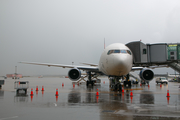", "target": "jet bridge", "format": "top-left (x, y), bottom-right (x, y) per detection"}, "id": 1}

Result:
top-left (126, 41), bottom-right (180, 73)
